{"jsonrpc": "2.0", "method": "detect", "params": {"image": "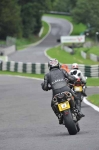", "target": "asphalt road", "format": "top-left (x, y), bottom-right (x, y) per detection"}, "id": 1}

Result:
top-left (1, 16), bottom-right (99, 150)
top-left (0, 76), bottom-right (99, 150)
top-left (8, 16), bottom-right (72, 63)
